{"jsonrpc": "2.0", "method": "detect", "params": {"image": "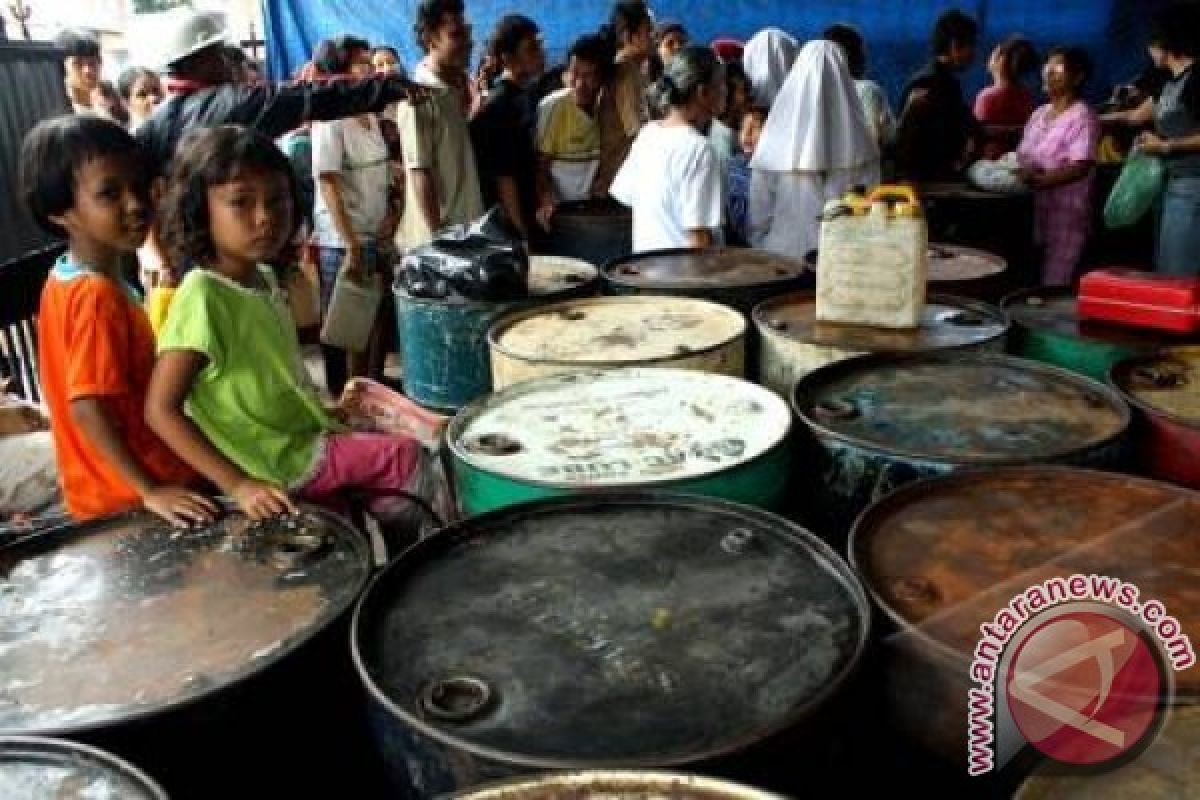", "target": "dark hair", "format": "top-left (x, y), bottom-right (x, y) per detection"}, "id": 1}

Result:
top-left (415, 0), bottom-right (465, 52)
top-left (313, 35), bottom-right (371, 74)
top-left (743, 105), bottom-right (768, 125)
top-left (652, 45), bottom-right (723, 112)
top-left (94, 80), bottom-right (130, 126)
top-left (568, 32), bottom-right (618, 82)
top-left (371, 45), bottom-right (400, 61)
top-left (610, 0), bottom-right (652, 44)
top-left (19, 114), bottom-right (146, 238)
top-left (224, 44), bottom-right (249, 67)
top-left (1149, 5), bottom-right (1200, 59)
top-left (993, 36), bottom-right (1038, 81)
top-left (117, 66), bottom-right (158, 101)
top-left (823, 23), bottom-right (867, 80)
top-left (160, 126), bottom-right (301, 269)
top-left (932, 9), bottom-right (979, 56)
top-left (487, 14), bottom-right (539, 61)
top-left (54, 29), bottom-right (101, 60)
top-left (1047, 45), bottom-right (1094, 89)
top-left (656, 20), bottom-right (687, 45)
